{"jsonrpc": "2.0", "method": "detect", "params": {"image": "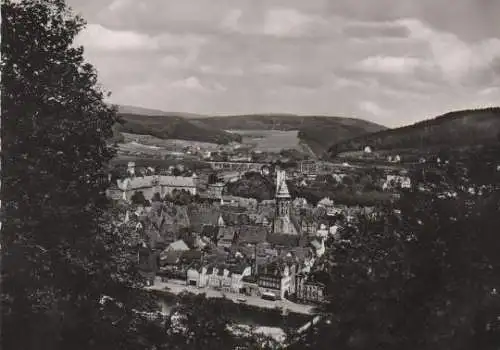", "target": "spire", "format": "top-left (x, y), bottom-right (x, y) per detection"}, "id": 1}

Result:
top-left (276, 170), bottom-right (291, 199)
top-left (218, 214), bottom-right (226, 227)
